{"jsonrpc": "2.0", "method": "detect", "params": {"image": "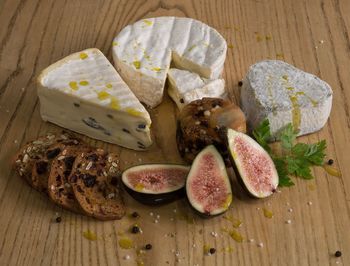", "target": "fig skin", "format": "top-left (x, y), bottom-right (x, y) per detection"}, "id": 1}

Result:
top-left (186, 145), bottom-right (233, 216)
top-left (123, 185), bottom-right (185, 205)
top-left (222, 128), bottom-right (279, 199)
top-left (122, 164), bottom-right (189, 205)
